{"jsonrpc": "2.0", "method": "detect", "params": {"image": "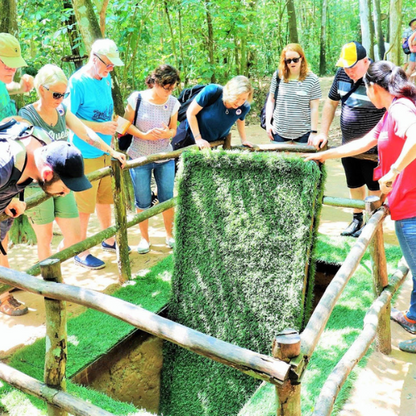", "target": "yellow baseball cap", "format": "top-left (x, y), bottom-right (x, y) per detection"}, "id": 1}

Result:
top-left (0, 33), bottom-right (27, 68)
top-left (336, 41), bottom-right (367, 68)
